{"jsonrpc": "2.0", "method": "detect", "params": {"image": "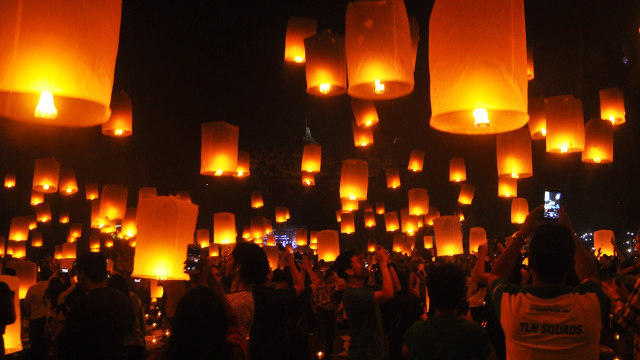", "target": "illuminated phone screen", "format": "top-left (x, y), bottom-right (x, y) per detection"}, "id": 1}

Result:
top-left (544, 190), bottom-right (562, 220)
